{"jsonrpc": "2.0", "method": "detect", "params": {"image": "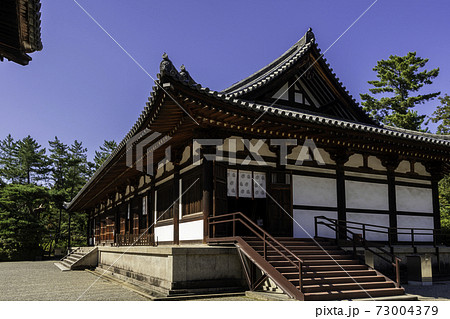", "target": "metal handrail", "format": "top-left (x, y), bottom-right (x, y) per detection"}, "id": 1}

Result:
top-left (209, 212), bottom-right (304, 291)
top-left (315, 216), bottom-right (402, 287)
top-left (60, 246), bottom-right (79, 261)
top-left (314, 216), bottom-right (449, 246)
